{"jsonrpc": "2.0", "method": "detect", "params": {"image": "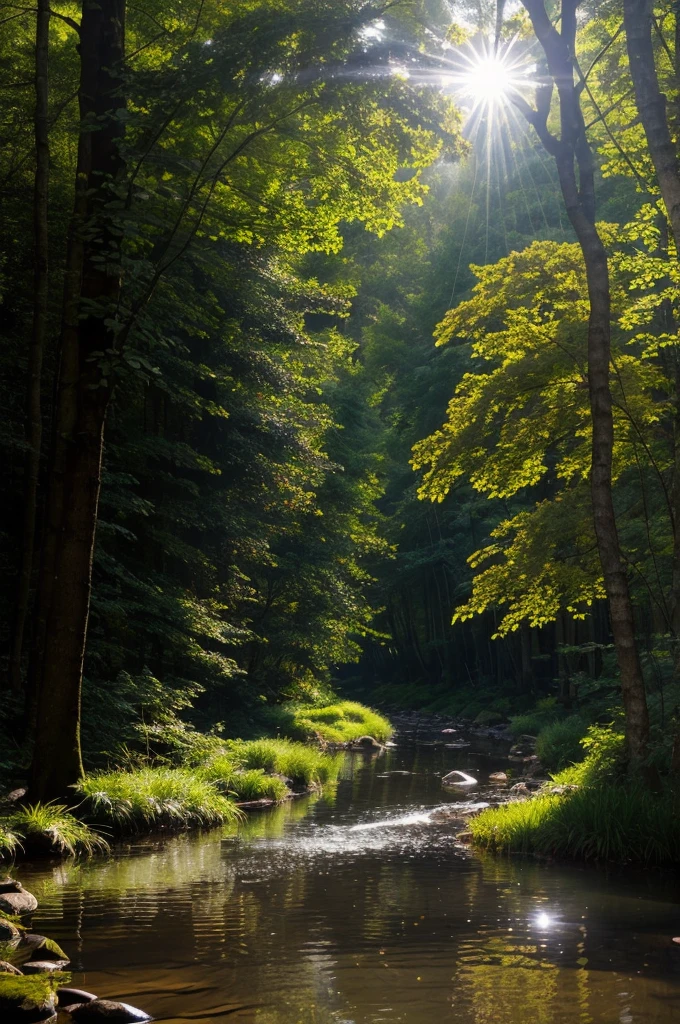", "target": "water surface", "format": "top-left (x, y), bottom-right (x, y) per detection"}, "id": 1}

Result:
top-left (16, 738), bottom-right (680, 1023)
